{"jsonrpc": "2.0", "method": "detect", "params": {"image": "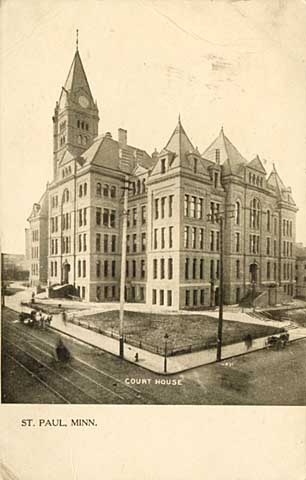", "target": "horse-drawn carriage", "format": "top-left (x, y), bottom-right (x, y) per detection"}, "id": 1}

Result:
top-left (19, 310), bottom-right (52, 328)
top-left (265, 332), bottom-right (289, 350)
